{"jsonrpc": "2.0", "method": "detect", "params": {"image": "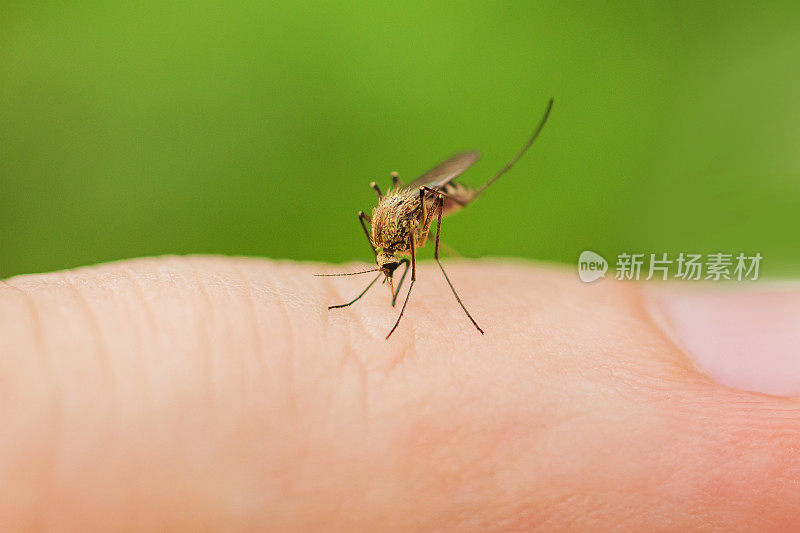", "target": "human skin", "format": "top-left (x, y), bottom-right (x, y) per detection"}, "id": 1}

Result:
top-left (1, 256), bottom-right (799, 530)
